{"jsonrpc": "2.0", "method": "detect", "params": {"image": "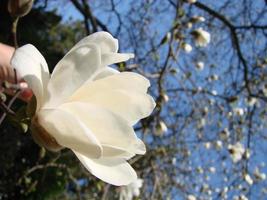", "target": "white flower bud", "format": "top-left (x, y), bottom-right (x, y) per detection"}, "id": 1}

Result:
top-left (155, 121), bottom-right (168, 136)
top-left (190, 16), bottom-right (205, 23)
top-left (161, 93), bottom-right (169, 103)
top-left (196, 61), bottom-right (204, 70)
top-left (182, 43), bottom-right (193, 53)
top-left (209, 74), bottom-right (219, 81)
top-left (204, 142), bottom-right (211, 149)
top-left (209, 167), bottom-right (216, 173)
top-left (215, 140), bottom-right (223, 150)
top-left (244, 173), bottom-right (253, 185)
